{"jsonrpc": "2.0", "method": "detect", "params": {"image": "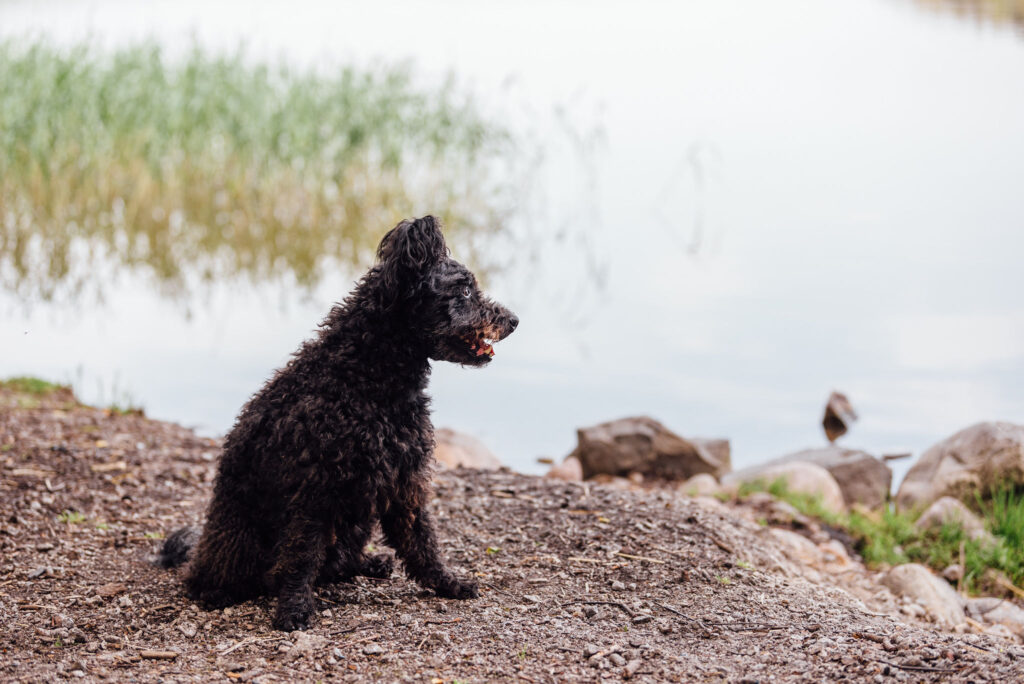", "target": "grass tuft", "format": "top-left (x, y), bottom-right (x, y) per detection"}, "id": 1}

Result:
top-left (739, 478), bottom-right (1024, 594)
